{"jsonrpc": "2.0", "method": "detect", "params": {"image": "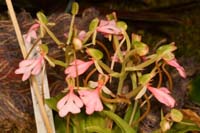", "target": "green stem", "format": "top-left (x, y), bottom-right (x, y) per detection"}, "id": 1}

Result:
top-left (67, 15), bottom-right (75, 45)
top-left (123, 30), bottom-right (131, 52)
top-left (117, 63), bottom-right (127, 95)
top-left (113, 36), bottom-right (123, 62)
top-left (111, 37), bottom-right (125, 70)
top-left (97, 60), bottom-right (114, 74)
top-left (125, 55), bottom-right (159, 71)
top-left (129, 100), bottom-right (138, 125)
top-left (41, 23), bottom-right (64, 46)
top-left (179, 121), bottom-right (196, 126)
